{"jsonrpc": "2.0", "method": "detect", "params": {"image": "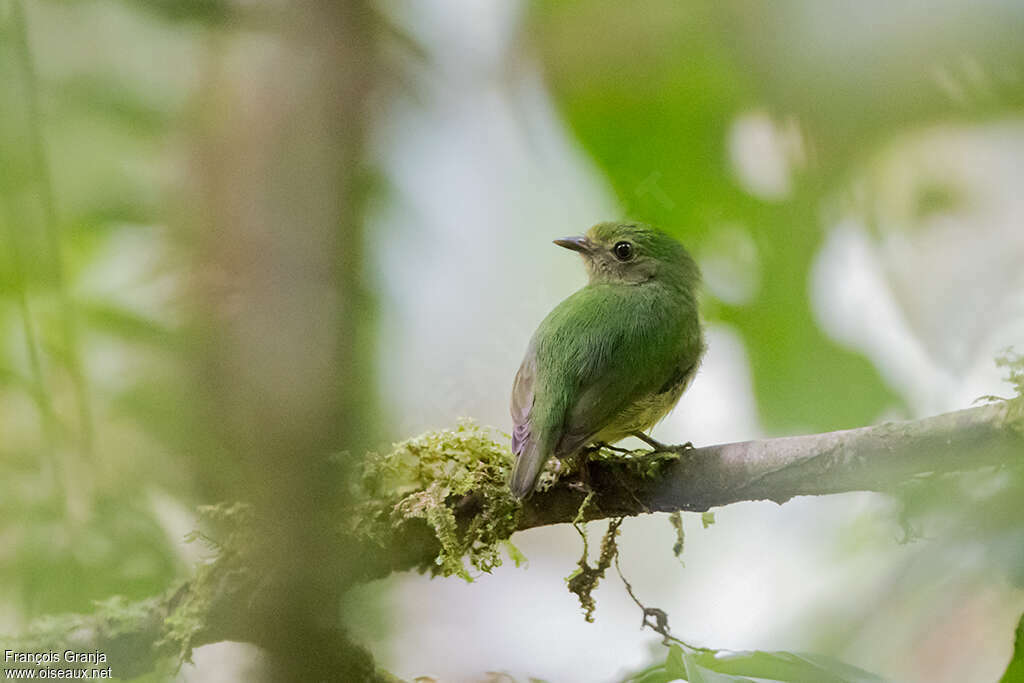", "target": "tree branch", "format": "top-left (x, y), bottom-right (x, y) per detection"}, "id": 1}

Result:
top-left (520, 396), bottom-right (1024, 528)
top-left (7, 398), bottom-right (1021, 678)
